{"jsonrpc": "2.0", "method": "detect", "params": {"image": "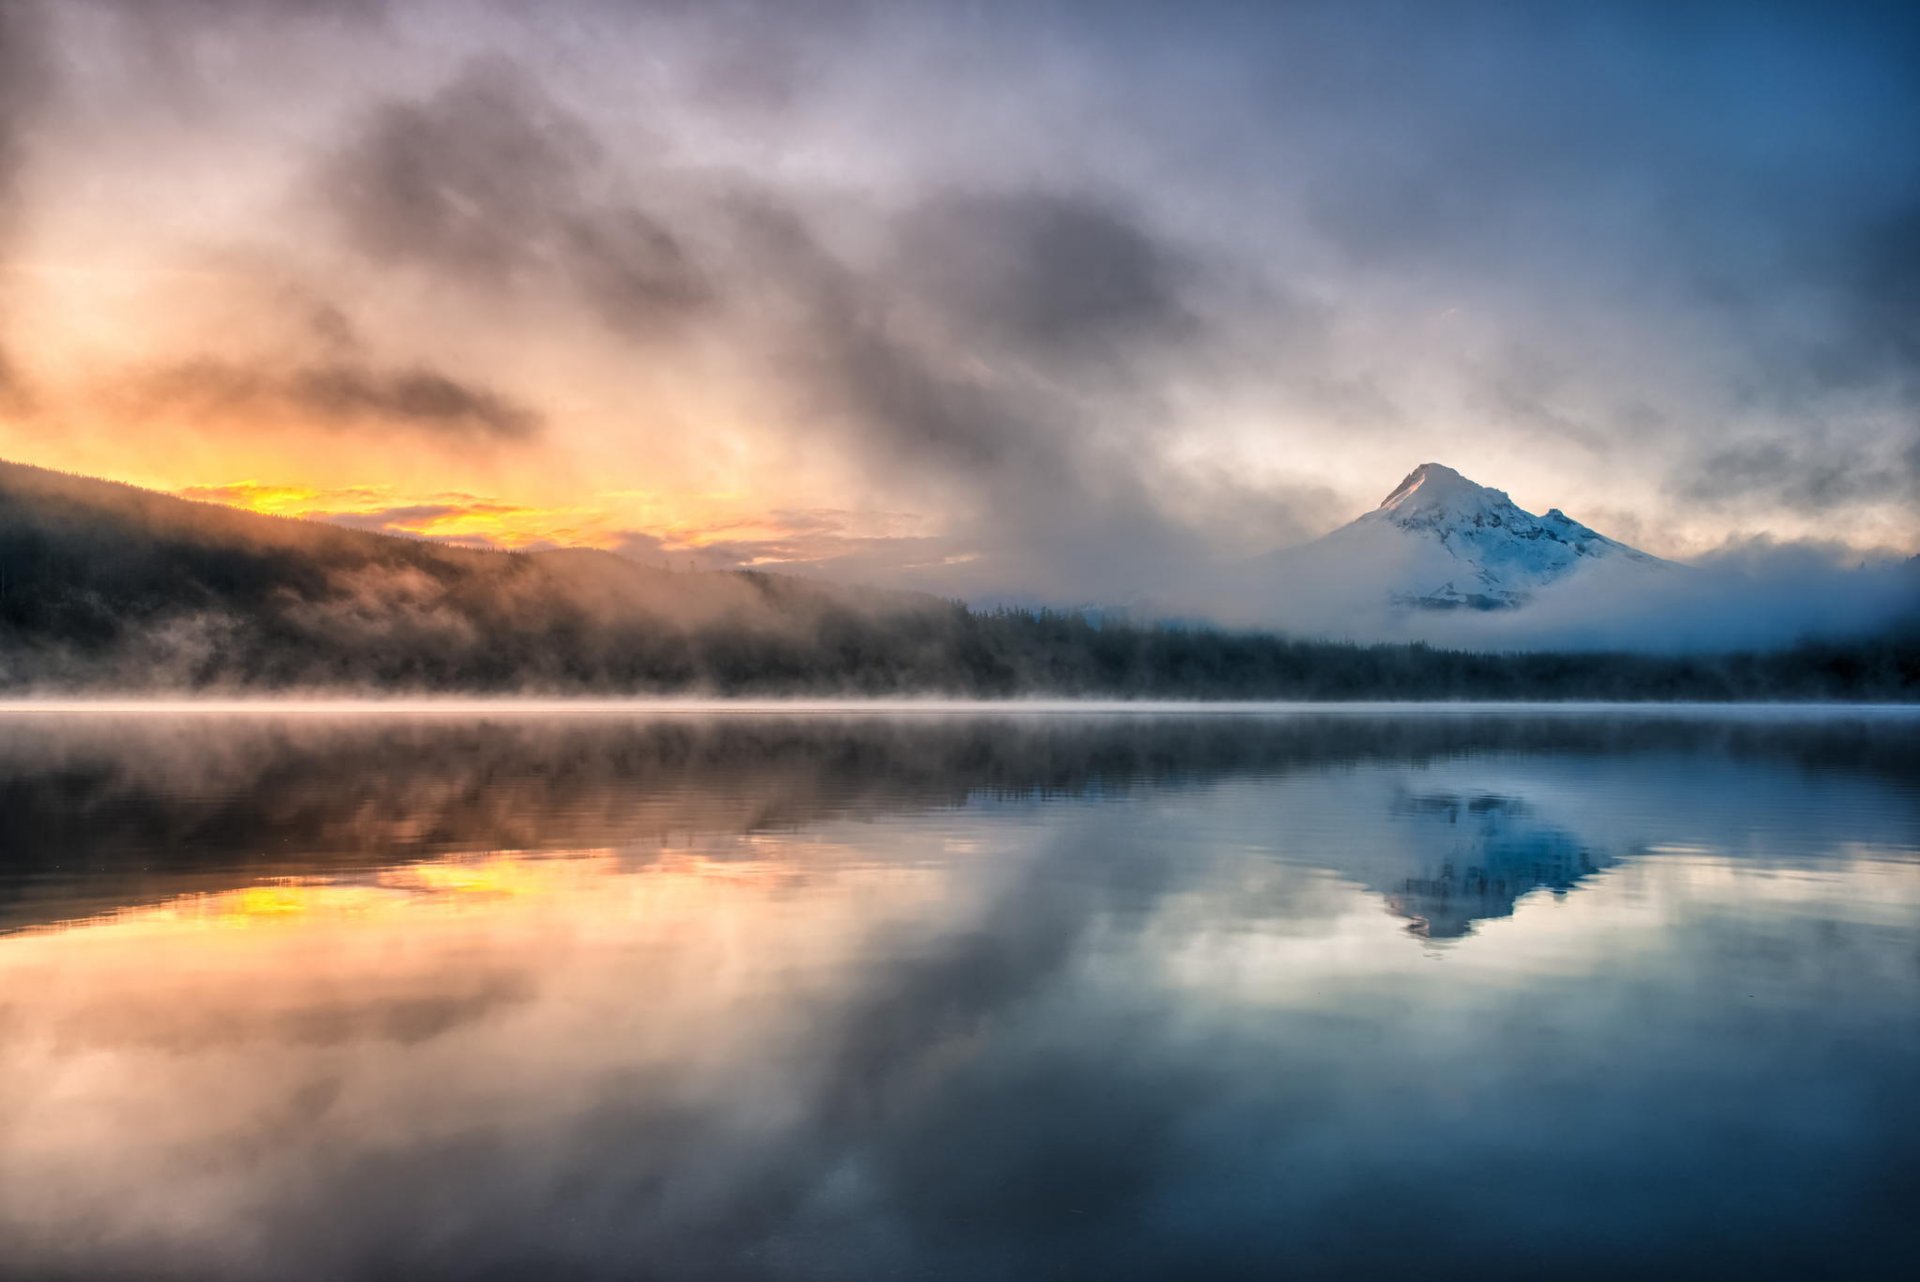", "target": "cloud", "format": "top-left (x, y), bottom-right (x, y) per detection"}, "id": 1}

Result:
top-left (91, 0), bottom-right (388, 17)
top-left (282, 14), bottom-right (1920, 606)
top-left (558, 204), bottom-right (712, 332)
top-left (1283, 542), bottom-right (1920, 654)
top-left (1480, 543), bottom-right (1920, 652)
top-left (612, 524), bottom-right (958, 575)
top-left (0, 343), bottom-right (28, 416)
top-left (892, 188), bottom-right (1197, 361)
top-left (315, 503), bottom-right (518, 538)
top-left (4, 0), bottom-right (1918, 629)
top-left (288, 365), bottom-right (541, 439)
top-left (136, 357), bottom-right (544, 441)
top-left (172, 479), bottom-right (946, 562)
top-left (1174, 2), bottom-right (1920, 527)
top-left (176, 480), bottom-right (386, 510)
top-left (81, 0), bottom-right (394, 85)
top-left (1668, 201), bottom-right (1920, 519)
top-left (320, 56), bottom-right (710, 331)
top-left (322, 57), bottom-right (599, 281)
top-left (706, 190), bottom-right (1225, 599)
top-left (776, 186), bottom-right (1205, 476)
top-left (175, 481), bottom-right (615, 547)
top-left (0, 0), bottom-right (52, 412)
top-left (296, 46), bottom-right (1236, 597)
top-left (0, 0), bottom-right (50, 219)
top-left (1845, 203), bottom-right (1920, 395)
top-left (1679, 432), bottom-right (1920, 516)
